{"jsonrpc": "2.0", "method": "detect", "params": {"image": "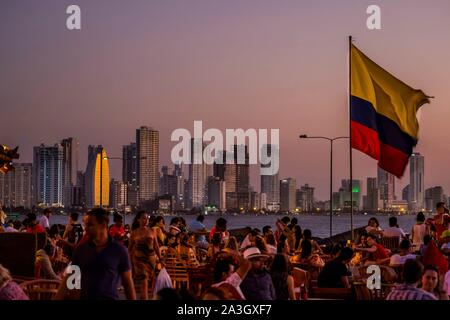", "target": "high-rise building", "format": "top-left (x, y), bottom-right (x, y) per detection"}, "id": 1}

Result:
top-left (0, 163), bottom-right (33, 208)
top-left (159, 166), bottom-right (177, 197)
top-left (217, 145), bottom-right (250, 211)
top-left (260, 144), bottom-right (280, 210)
top-left (425, 186), bottom-right (444, 212)
top-left (409, 153), bottom-right (425, 212)
top-left (296, 184), bottom-right (314, 212)
top-left (110, 180), bottom-right (127, 211)
top-left (122, 143), bottom-right (138, 187)
top-left (260, 193), bottom-right (267, 210)
top-left (188, 139), bottom-right (213, 208)
top-left (136, 126), bottom-right (159, 203)
top-left (378, 168), bottom-right (395, 210)
top-left (207, 176), bottom-right (226, 211)
top-left (365, 177), bottom-right (380, 212)
top-left (33, 144), bottom-right (64, 206)
top-left (250, 191), bottom-right (261, 211)
top-left (173, 164), bottom-right (185, 209)
top-left (402, 185), bottom-right (410, 202)
top-left (340, 179), bottom-right (362, 210)
top-left (61, 137), bottom-right (79, 207)
top-left (280, 178), bottom-right (296, 212)
top-left (85, 145), bottom-right (110, 208)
